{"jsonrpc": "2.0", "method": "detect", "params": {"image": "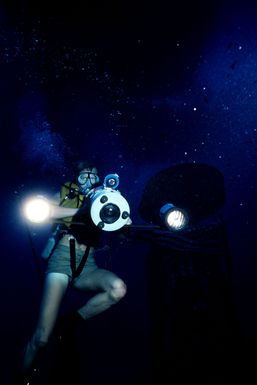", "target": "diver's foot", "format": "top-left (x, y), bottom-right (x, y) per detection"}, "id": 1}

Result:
top-left (12, 365), bottom-right (40, 385)
top-left (13, 345), bottom-right (45, 385)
